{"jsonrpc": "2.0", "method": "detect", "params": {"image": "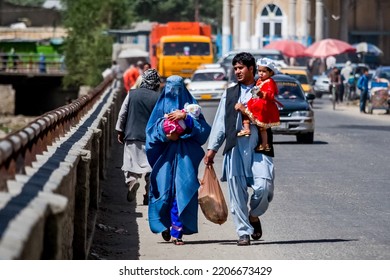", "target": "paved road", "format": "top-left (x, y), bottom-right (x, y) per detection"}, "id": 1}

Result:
top-left (90, 97), bottom-right (390, 260)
